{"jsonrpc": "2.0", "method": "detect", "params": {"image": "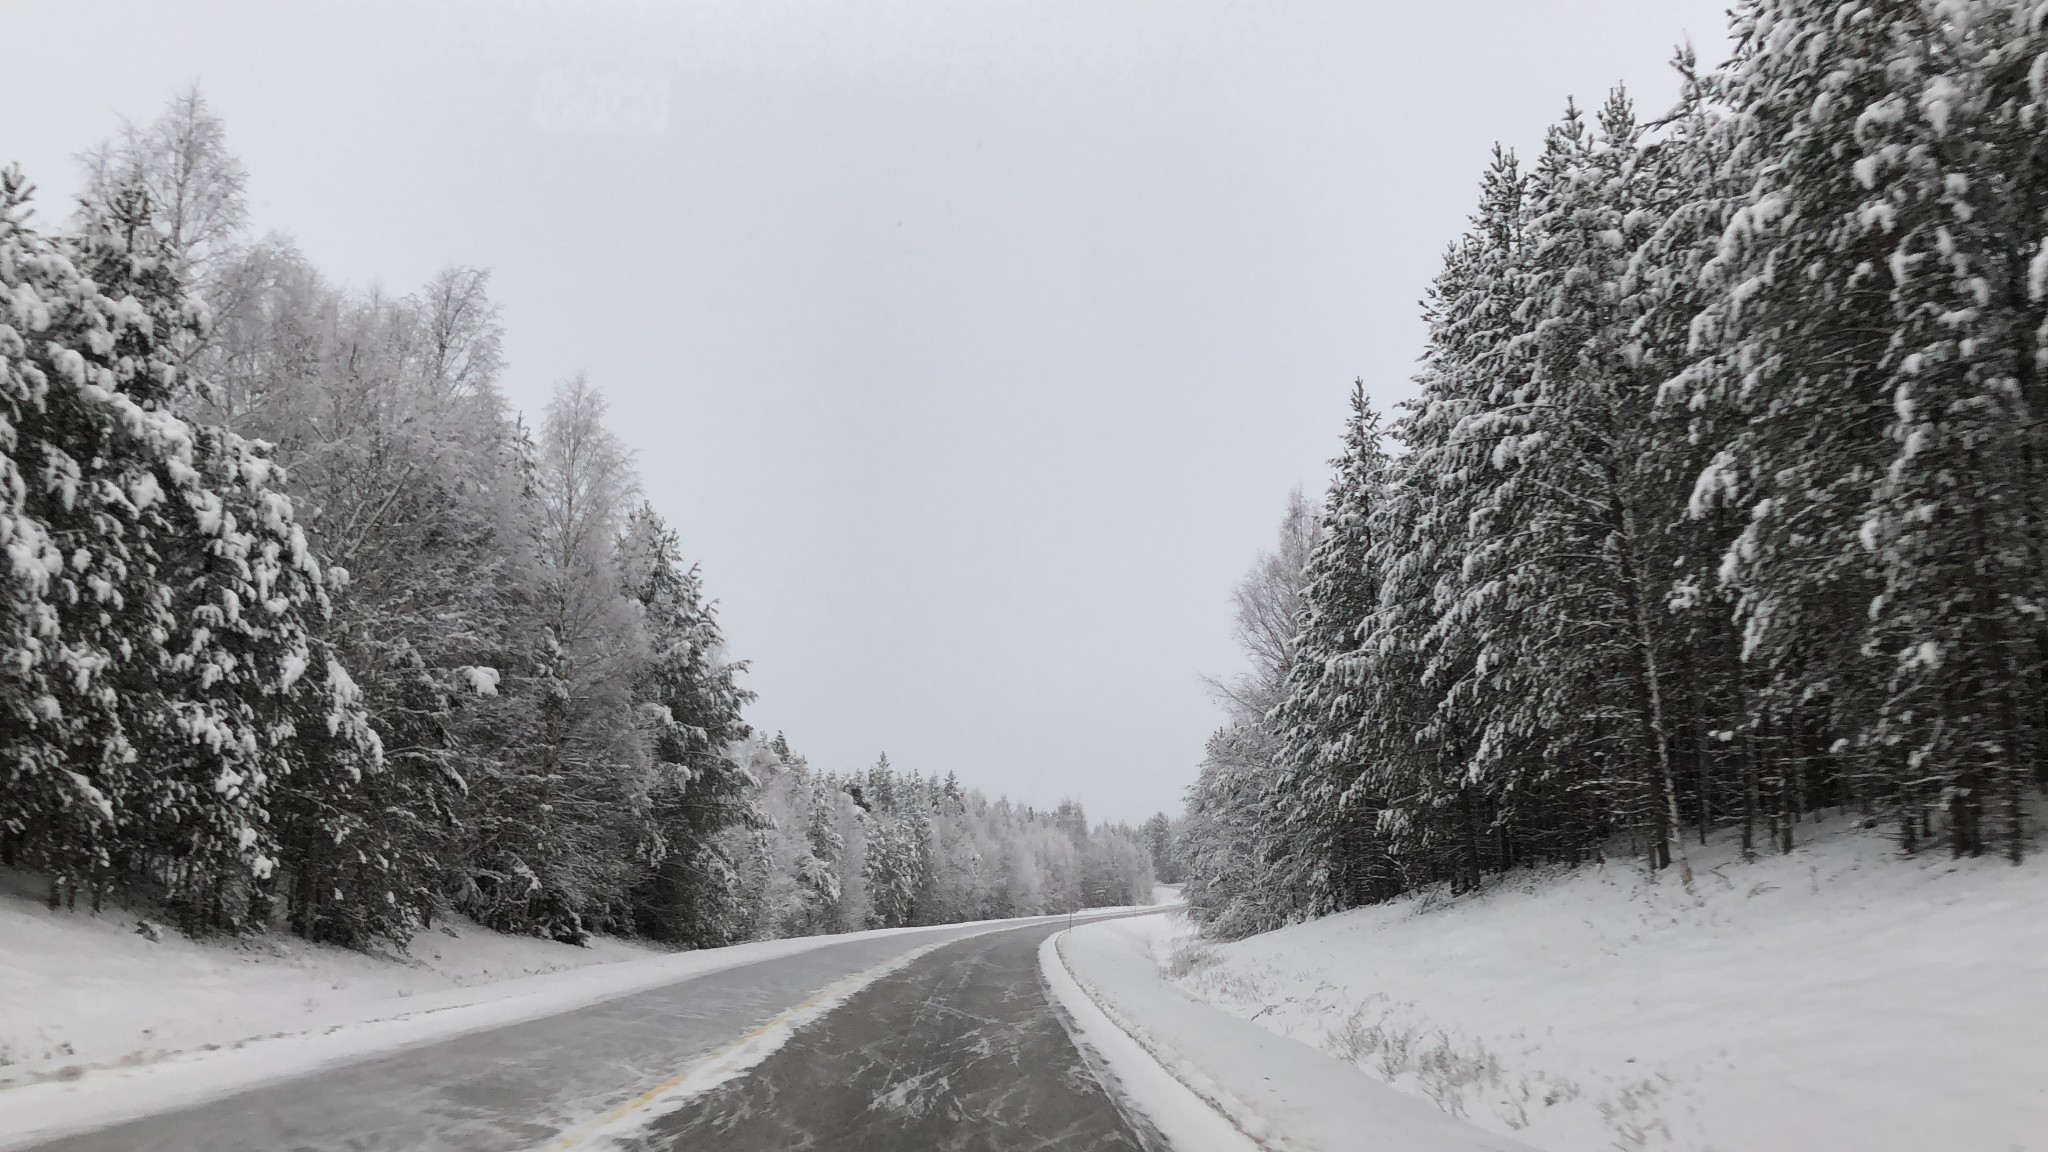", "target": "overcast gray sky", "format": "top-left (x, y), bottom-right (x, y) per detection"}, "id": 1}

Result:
top-left (6, 1), bottom-right (1733, 824)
